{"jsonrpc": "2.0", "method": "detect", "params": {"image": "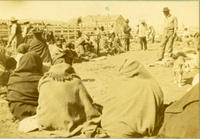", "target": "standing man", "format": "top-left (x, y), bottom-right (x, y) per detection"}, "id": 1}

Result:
top-left (122, 19), bottom-right (132, 51)
top-left (7, 17), bottom-right (23, 53)
top-left (148, 25), bottom-right (156, 43)
top-left (157, 7), bottom-right (178, 61)
top-left (138, 20), bottom-right (148, 51)
top-left (22, 21), bottom-right (33, 43)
